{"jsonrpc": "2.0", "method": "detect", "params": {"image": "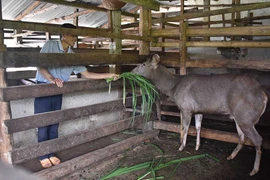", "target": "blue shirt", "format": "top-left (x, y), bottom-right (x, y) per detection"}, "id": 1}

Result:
top-left (35, 40), bottom-right (87, 83)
